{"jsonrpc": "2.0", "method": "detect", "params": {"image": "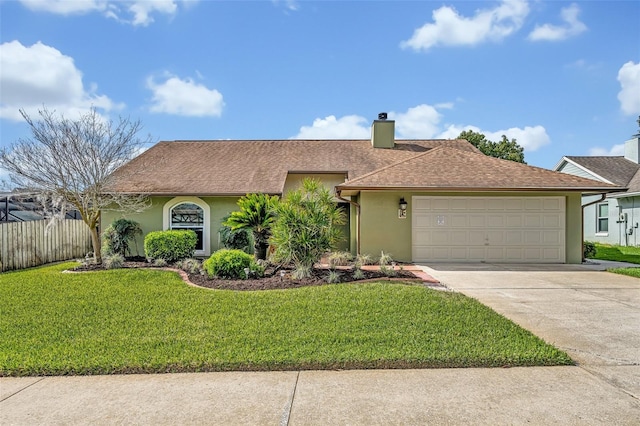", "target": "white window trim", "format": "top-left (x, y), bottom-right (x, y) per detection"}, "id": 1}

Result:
top-left (163, 196), bottom-right (211, 257)
top-left (595, 202), bottom-right (609, 236)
